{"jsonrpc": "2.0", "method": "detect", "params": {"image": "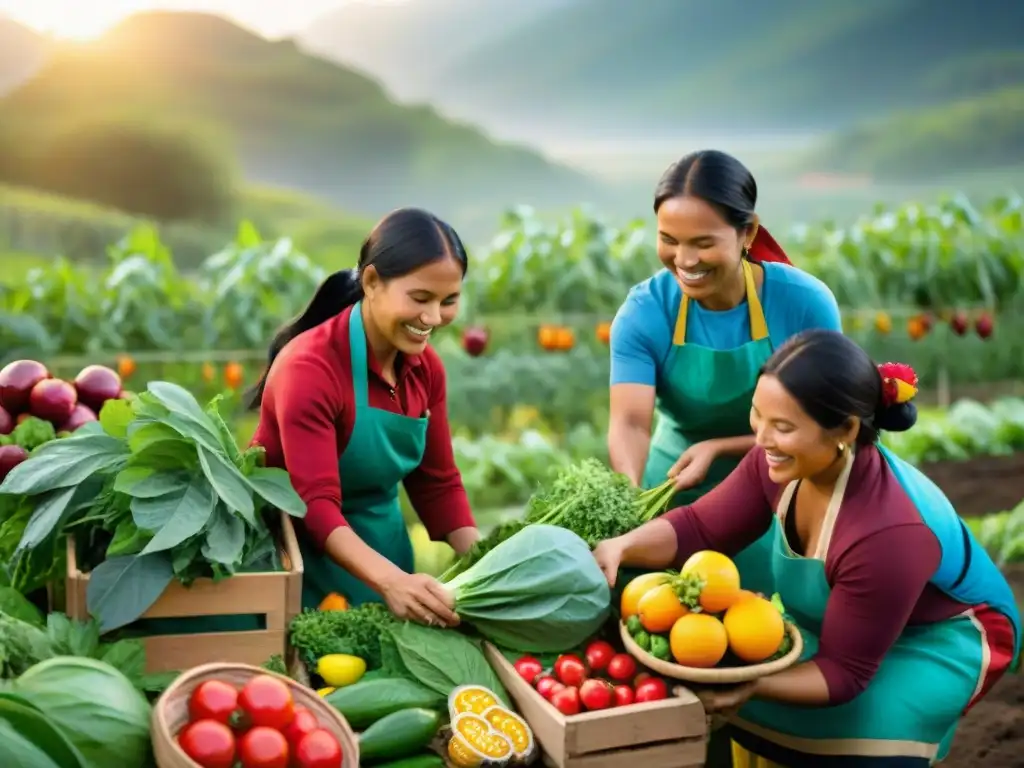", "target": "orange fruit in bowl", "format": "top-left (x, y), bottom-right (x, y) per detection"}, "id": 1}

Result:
top-left (681, 550), bottom-right (741, 613)
top-left (734, 589), bottom-right (759, 604)
top-left (620, 572), bottom-right (671, 618)
top-left (723, 595), bottom-right (786, 663)
top-left (637, 583), bottom-right (688, 633)
top-left (669, 613), bottom-right (729, 668)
